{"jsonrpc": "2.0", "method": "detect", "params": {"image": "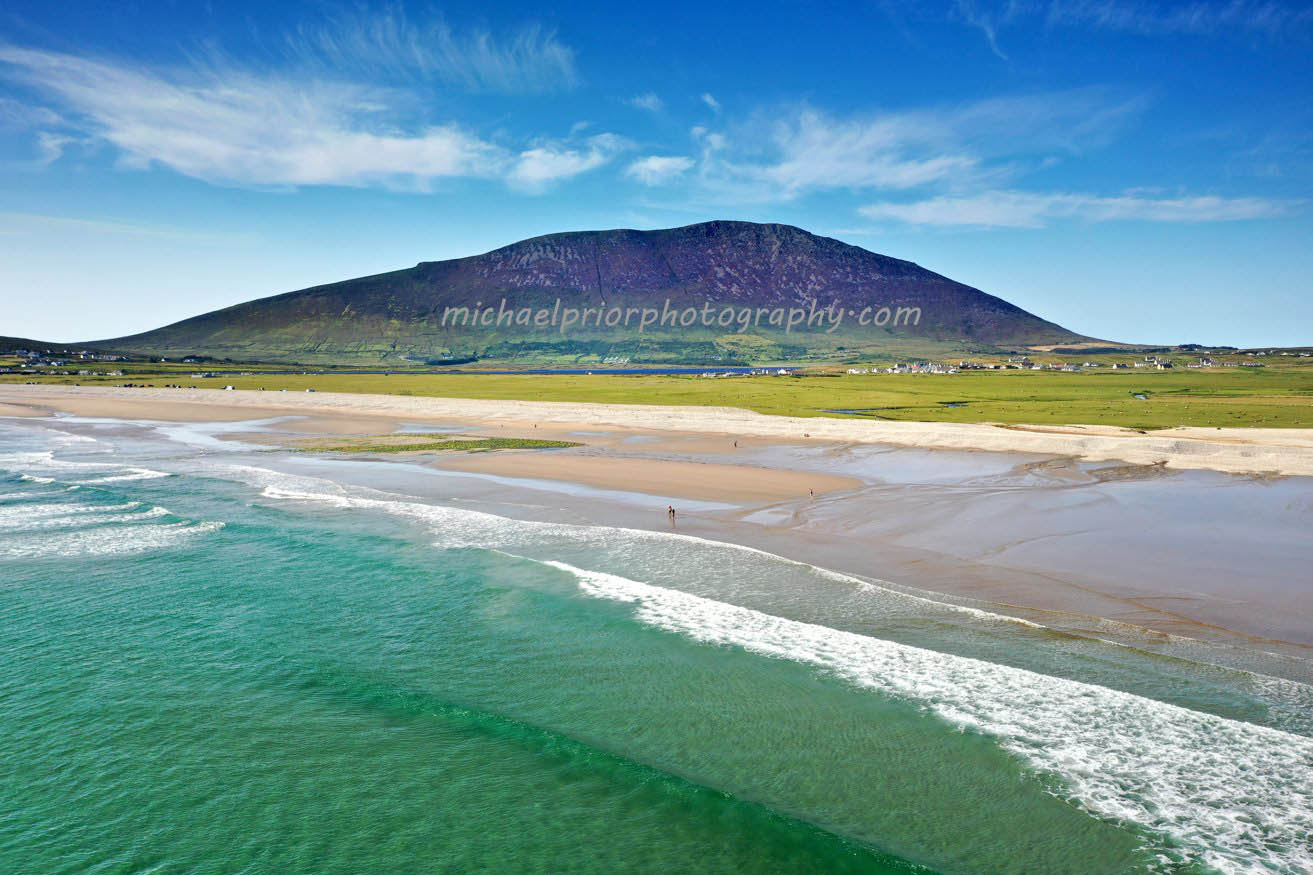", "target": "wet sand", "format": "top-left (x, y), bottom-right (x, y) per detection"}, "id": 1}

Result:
top-left (0, 402), bottom-right (47, 417)
top-left (4, 383), bottom-right (1312, 657)
top-left (438, 452), bottom-right (861, 504)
